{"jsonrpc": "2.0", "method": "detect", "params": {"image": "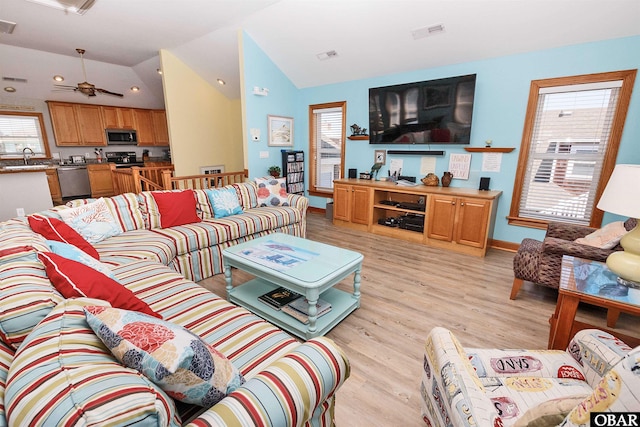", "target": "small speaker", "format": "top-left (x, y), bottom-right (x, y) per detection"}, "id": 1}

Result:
top-left (348, 168), bottom-right (357, 179)
top-left (479, 177), bottom-right (490, 191)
